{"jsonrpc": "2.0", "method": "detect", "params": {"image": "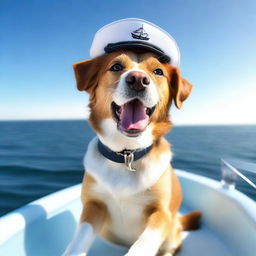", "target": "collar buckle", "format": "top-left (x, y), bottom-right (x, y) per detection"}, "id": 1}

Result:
top-left (97, 140), bottom-right (152, 171)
